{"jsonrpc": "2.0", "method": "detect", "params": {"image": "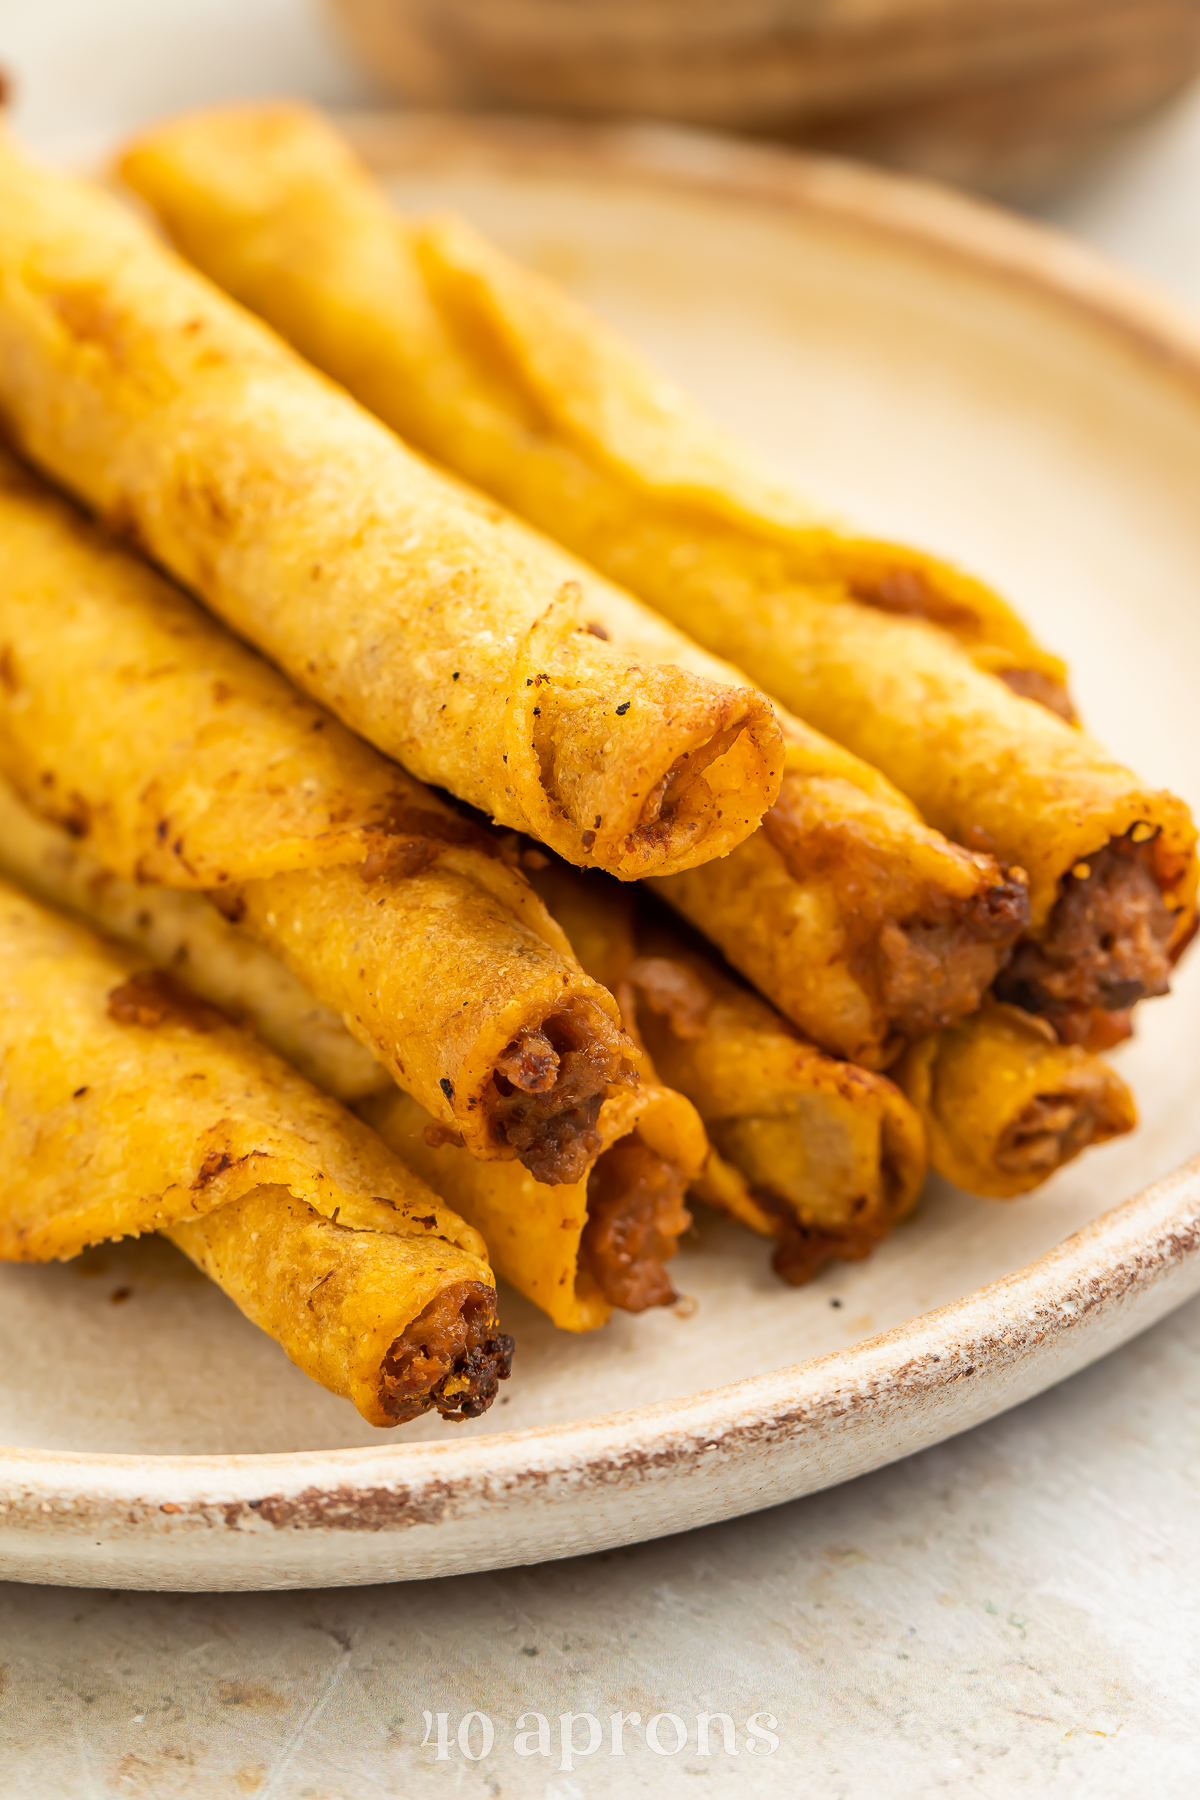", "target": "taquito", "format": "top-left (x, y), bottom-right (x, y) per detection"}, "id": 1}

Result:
top-left (0, 780), bottom-right (706, 1332)
top-left (894, 1001), bottom-right (1136, 1199)
top-left (0, 127), bottom-right (782, 882)
top-left (0, 451), bottom-right (639, 1181)
top-left (0, 878), bottom-right (512, 1426)
top-left (116, 102), bottom-right (1065, 704)
top-left (125, 104), bottom-right (1197, 1047)
top-left (530, 862), bottom-right (928, 1284)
